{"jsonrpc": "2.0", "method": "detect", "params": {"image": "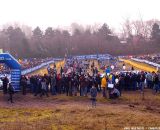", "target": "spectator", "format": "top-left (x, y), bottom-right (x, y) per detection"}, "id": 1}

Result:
top-left (40, 77), bottom-right (49, 97)
top-left (109, 87), bottom-right (120, 99)
top-left (8, 83), bottom-right (14, 103)
top-left (90, 85), bottom-right (97, 108)
top-left (101, 74), bottom-right (107, 98)
top-left (153, 72), bottom-right (159, 94)
top-left (51, 74), bottom-right (57, 95)
top-left (20, 76), bottom-right (27, 95)
top-left (2, 76), bottom-right (9, 94)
